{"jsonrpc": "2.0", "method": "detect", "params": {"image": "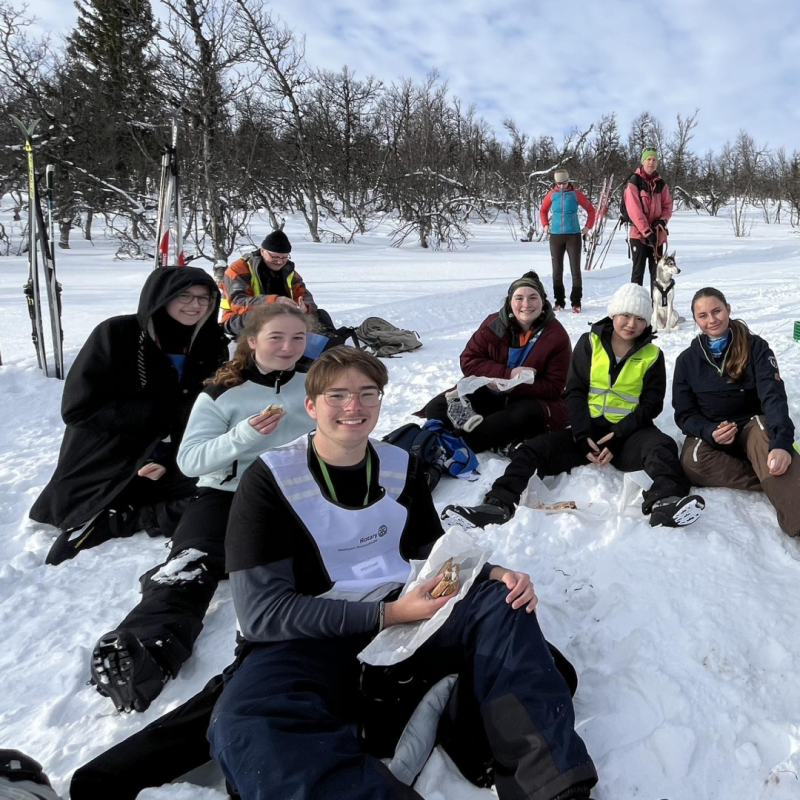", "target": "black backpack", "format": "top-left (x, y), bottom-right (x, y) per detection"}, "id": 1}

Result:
top-left (382, 423), bottom-right (445, 492)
